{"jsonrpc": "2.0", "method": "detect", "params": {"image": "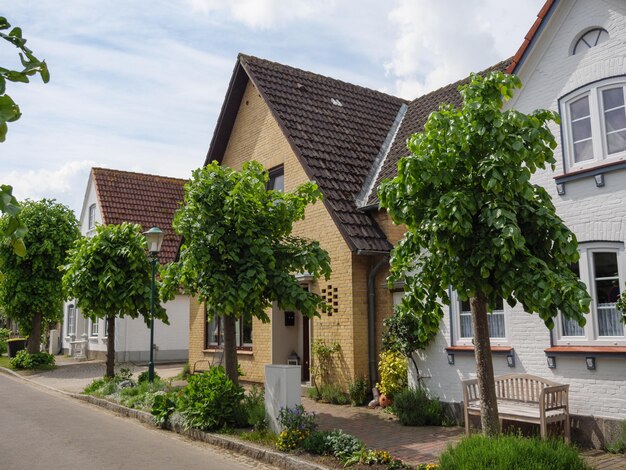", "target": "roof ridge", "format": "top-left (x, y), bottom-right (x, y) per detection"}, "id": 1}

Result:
top-left (238, 53), bottom-right (408, 105)
top-left (92, 167), bottom-right (188, 183)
